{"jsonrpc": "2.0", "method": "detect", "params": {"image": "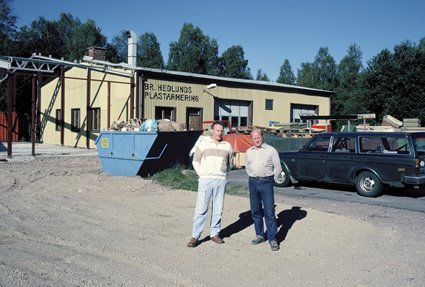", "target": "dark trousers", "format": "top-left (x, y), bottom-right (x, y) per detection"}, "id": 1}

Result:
top-left (248, 176), bottom-right (277, 242)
